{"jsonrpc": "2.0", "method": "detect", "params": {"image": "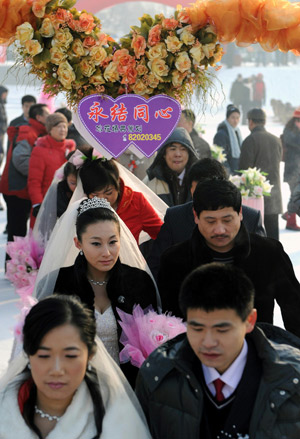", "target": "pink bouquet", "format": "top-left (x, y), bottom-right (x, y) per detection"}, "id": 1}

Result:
top-left (117, 305), bottom-right (186, 368)
top-left (6, 232), bottom-right (44, 292)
